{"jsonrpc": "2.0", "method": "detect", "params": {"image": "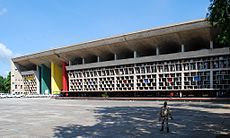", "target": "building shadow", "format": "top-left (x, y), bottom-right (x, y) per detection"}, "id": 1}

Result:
top-left (53, 105), bottom-right (230, 138)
